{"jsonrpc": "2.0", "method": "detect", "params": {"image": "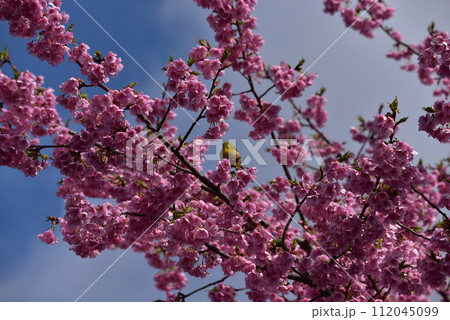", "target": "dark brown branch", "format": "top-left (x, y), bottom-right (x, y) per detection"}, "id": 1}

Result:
top-left (396, 222), bottom-right (431, 241)
top-left (412, 186), bottom-right (449, 222)
top-left (204, 243), bottom-right (231, 259)
top-left (176, 67), bottom-right (225, 151)
top-left (367, 275), bottom-right (386, 302)
top-left (156, 102), bottom-right (173, 132)
top-left (289, 98), bottom-right (334, 147)
top-left (259, 84), bottom-right (276, 99)
top-left (360, 176), bottom-right (381, 220)
top-left (178, 276), bottom-right (229, 301)
top-left (287, 273), bottom-right (316, 288)
top-left (281, 187), bottom-right (313, 246)
top-left (232, 89), bottom-right (252, 96)
top-left (67, 129), bottom-right (125, 157)
top-left (28, 144), bottom-right (70, 151)
top-left (121, 212), bottom-right (149, 217)
top-left (438, 288), bottom-right (450, 302)
top-left (309, 289), bottom-right (333, 302)
top-left (378, 24), bottom-right (420, 56)
top-left (176, 108), bottom-right (206, 151)
top-left (219, 228), bottom-right (251, 237)
top-left (156, 155), bottom-right (192, 174)
top-left (243, 72), bottom-right (313, 231)
top-left (75, 62), bottom-right (111, 92)
top-left (355, 132), bottom-right (374, 159)
top-left (137, 114), bottom-right (230, 204)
